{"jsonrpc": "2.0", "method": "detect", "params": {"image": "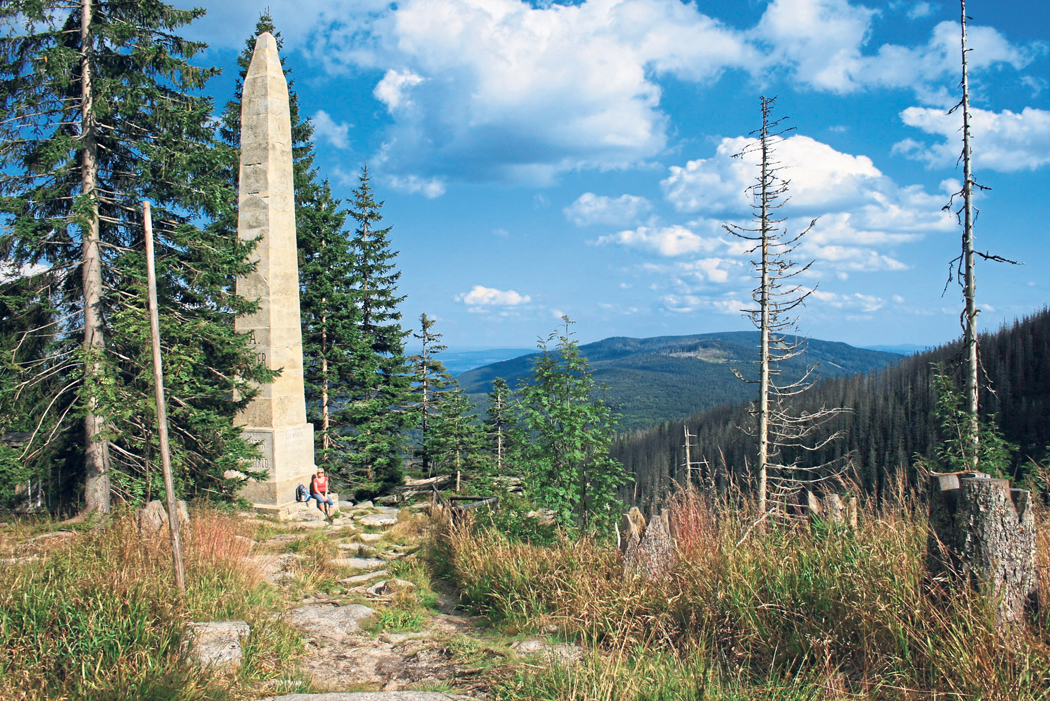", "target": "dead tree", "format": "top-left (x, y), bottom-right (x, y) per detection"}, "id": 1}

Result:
top-left (942, 0), bottom-right (1021, 467)
top-left (725, 97), bottom-right (848, 519)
